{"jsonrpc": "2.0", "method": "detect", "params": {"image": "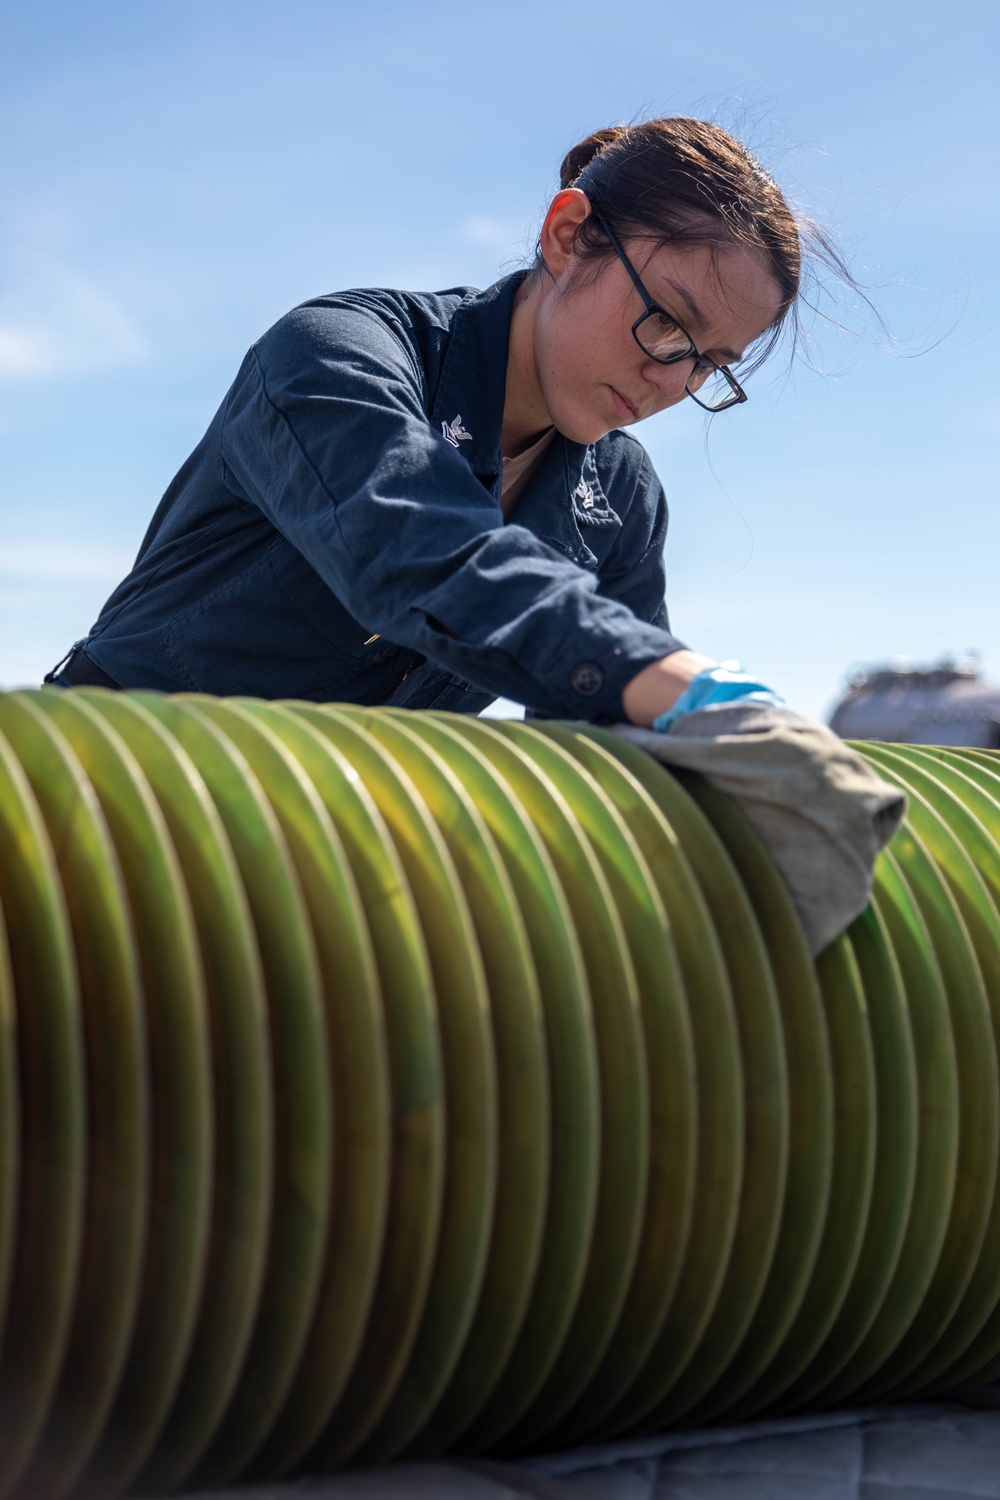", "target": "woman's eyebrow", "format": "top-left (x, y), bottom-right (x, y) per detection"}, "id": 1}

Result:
top-left (661, 276), bottom-right (705, 326)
